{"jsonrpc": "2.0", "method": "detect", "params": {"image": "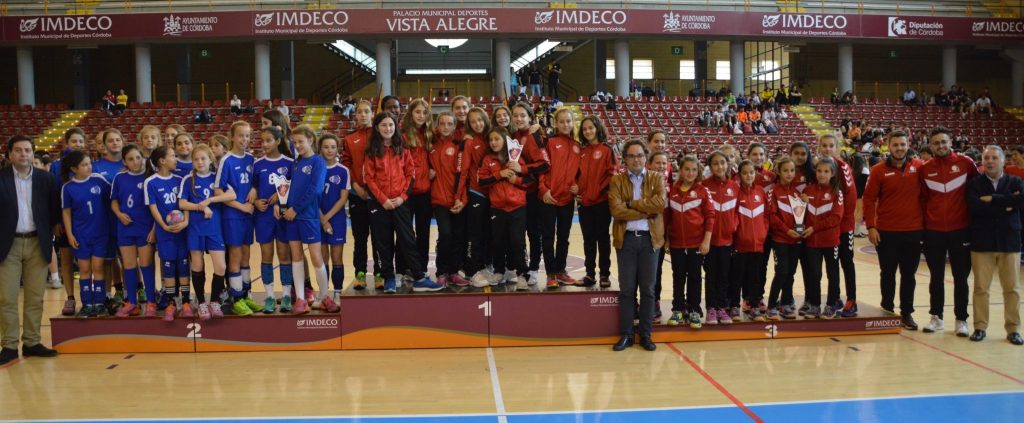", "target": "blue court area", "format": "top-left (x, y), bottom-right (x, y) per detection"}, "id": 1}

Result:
top-left (18, 391), bottom-right (1024, 423)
